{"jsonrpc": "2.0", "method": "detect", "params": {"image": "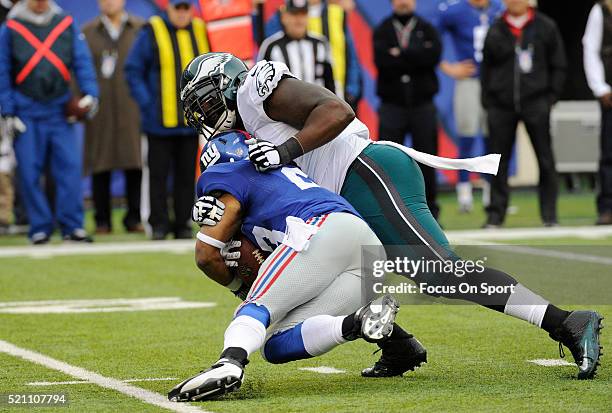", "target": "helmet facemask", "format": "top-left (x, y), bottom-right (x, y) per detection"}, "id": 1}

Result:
top-left (183, 73), bottom-right (237, 140)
